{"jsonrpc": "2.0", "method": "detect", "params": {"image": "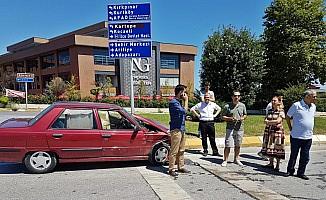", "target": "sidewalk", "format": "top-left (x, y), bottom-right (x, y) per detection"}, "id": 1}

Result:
top-left (184, 134), bottom-right (326, 149)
